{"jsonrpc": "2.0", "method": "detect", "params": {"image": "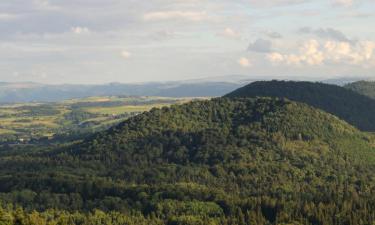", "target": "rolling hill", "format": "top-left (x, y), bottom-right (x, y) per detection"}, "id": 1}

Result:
top-left (226, 80), bottom-right (375, 131)
top-left (1, 97), bottom-right (375, 224)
